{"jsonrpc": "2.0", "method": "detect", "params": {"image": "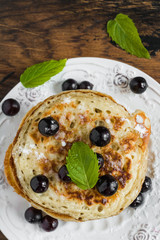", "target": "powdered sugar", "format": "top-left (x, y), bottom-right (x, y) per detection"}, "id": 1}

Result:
top-left (136, 115), bottom-right (144, 124)
top-left (18, 146), bottom-right (32, 155)
top-left (35, 151), bottom-right (46, 160)
top-left (61, 140), bottom-right (66, 147)
top-left (62, 97), bottom-right (72, 104)
top-left (134, 124), bottom-right (147, 138)
top-left (105, 119), bottom-right (110, 124)
top-left (79, 114), bottom-right (85, 119)
top-left (18, 144), bottom-right (36, 155)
